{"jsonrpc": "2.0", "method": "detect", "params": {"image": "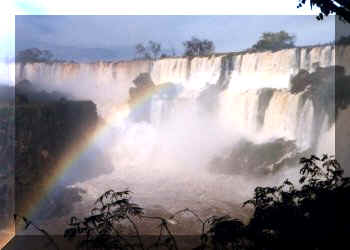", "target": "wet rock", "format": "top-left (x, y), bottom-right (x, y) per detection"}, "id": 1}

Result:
top-left (210, 138), bottom-right (300, 176)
